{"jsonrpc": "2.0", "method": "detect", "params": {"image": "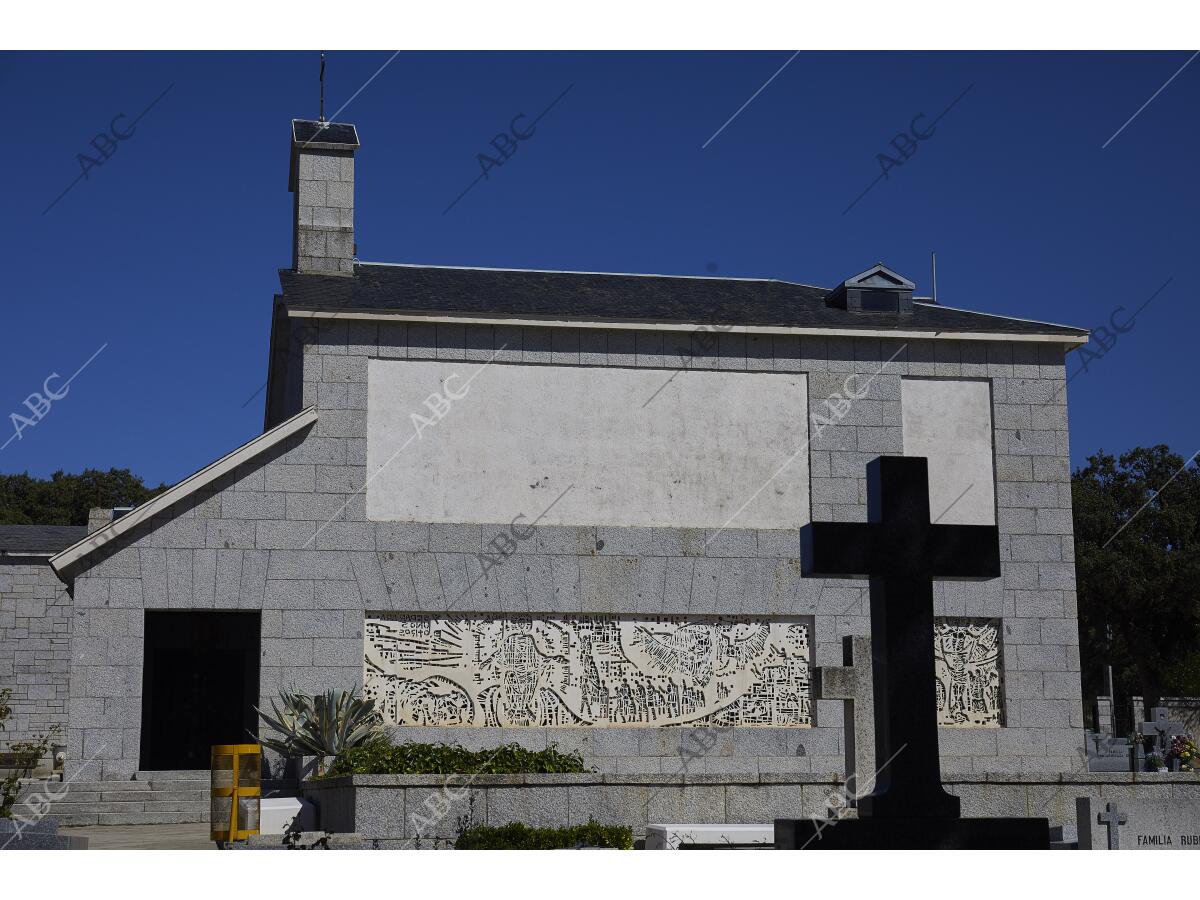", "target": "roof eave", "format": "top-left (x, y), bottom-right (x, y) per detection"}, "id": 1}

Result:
top-left (282, 305), bottom-right (1089, 345)
top-left (49, 406), bottom-right (319, 581)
